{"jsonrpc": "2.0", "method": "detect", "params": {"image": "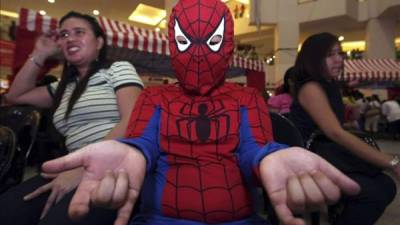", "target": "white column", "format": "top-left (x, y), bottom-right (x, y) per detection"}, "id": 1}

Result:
top-left (273, 0), bottom-right (299, 84)
top-left (164, 0), bottom-right (178, 22)
top-left (365, 17), bottom-right (396, 59)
